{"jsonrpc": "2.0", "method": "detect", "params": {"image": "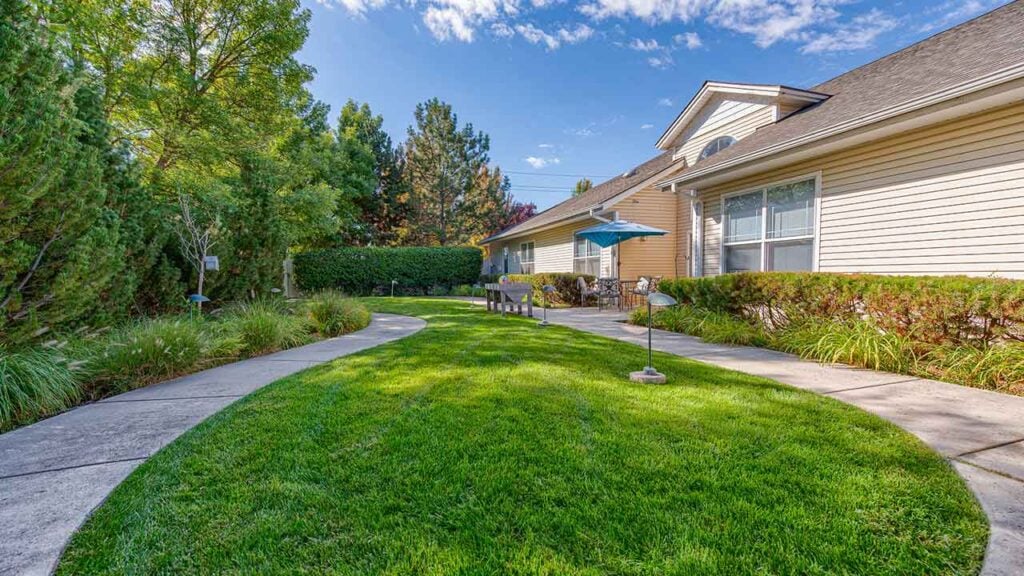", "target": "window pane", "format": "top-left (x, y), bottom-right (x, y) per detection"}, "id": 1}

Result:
top-left (724, 191), bottom-right (763, 244)
top-left (767, 239), bottom-right (813, 271)
top-left (725, 244), bottom-right (761, 273)
top-left (767, 179), bottom-right (815, 239)
top-left (587, 239), bottom-right (601, 257)
top-left (521, 242), bottom-right (534, 263)
top-left (575, 237), bottom-right (587, 258)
